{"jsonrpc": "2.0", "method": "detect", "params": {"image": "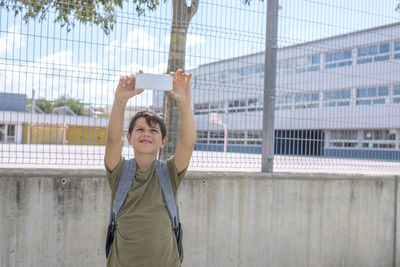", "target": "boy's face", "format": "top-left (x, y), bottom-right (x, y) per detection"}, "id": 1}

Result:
top-left (127, 117), bottom-right (167, 156)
